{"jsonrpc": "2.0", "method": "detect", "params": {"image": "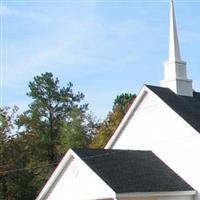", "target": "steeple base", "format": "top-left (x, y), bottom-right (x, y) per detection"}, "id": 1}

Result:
top-left (160, 78), bottom-right (193, 96)
top-left (163, 60), bottom-right (187, 80)
top-left (161, 60), bottom-right (193, 97)
top-left (160, 0), bottom-right (194, 97)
